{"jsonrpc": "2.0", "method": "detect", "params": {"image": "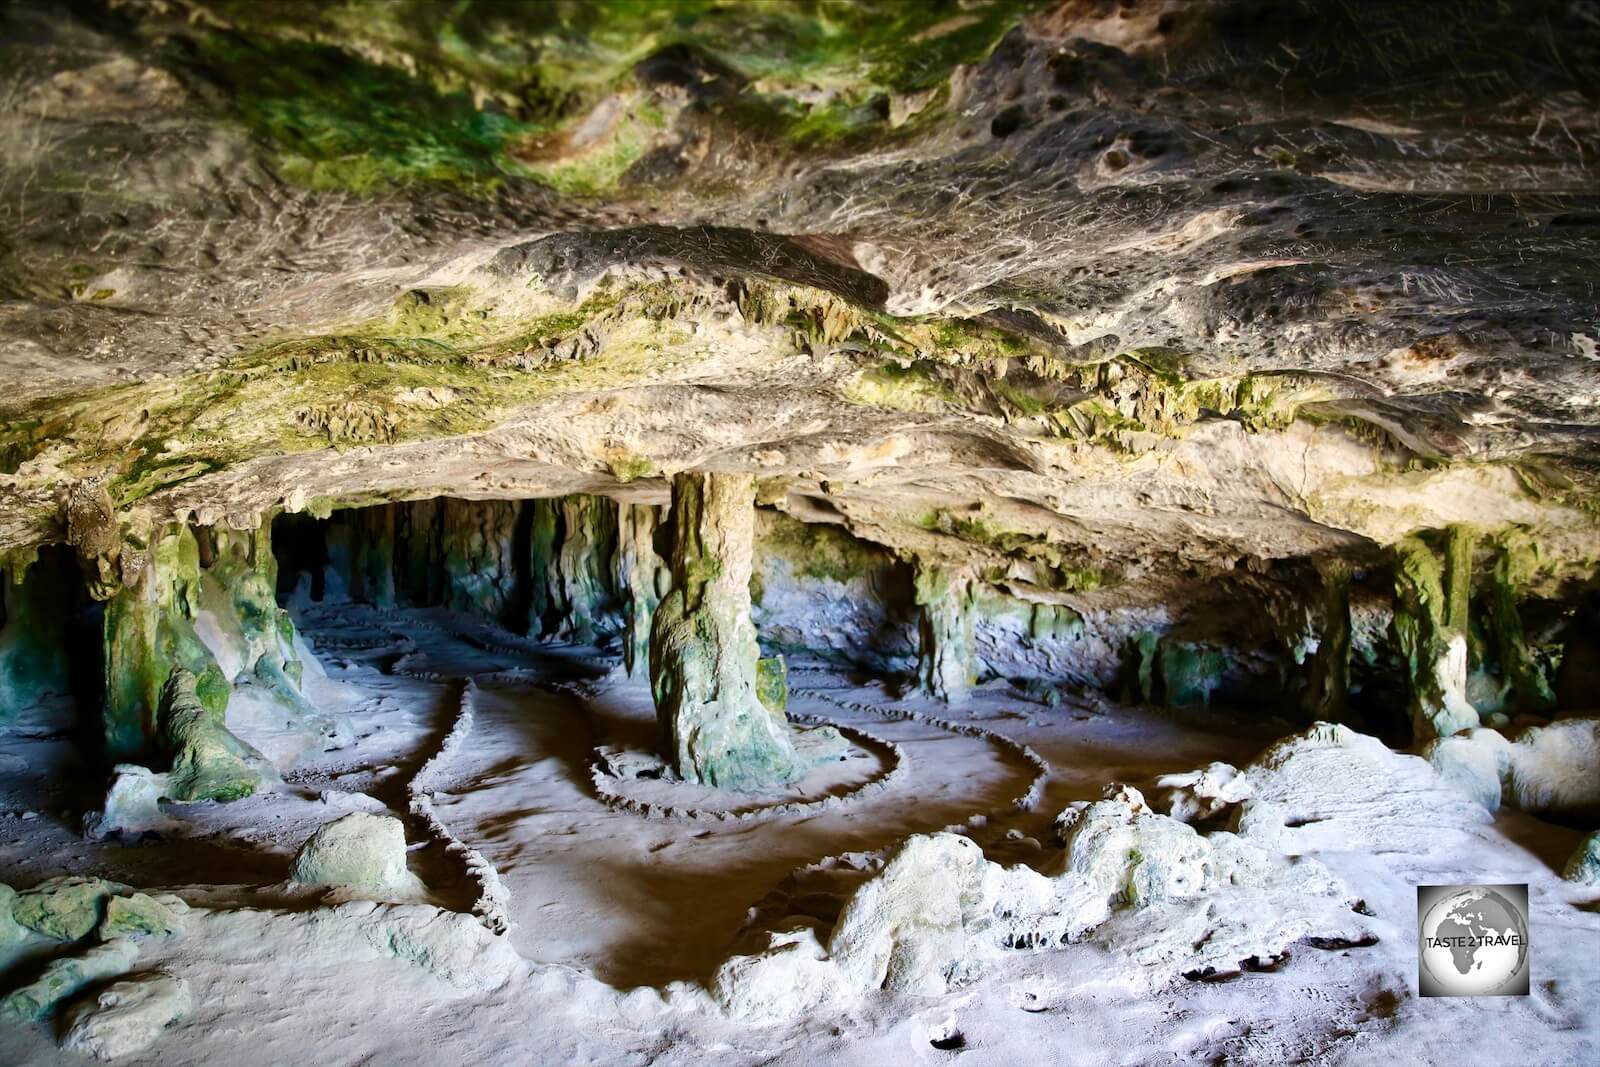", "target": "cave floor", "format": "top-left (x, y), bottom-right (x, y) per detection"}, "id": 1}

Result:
top-left (1, 605), bottom-right (1596, 1066)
